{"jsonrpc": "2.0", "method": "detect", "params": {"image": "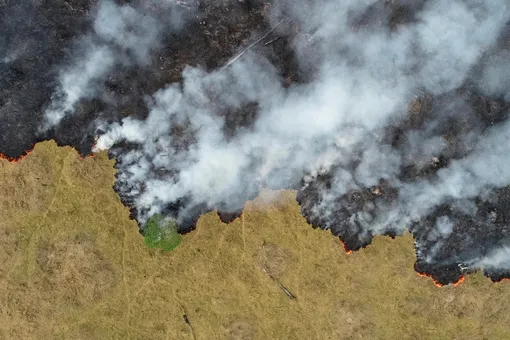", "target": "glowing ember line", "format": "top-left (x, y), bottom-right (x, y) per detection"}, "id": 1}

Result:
top-left (416, 272), bottom-right (466, 288)
top-left (416, 272), bottom-right (443, 287)
top-left (0, 144), bottom-right (95, 164)
top-left (0, 149), bottom-right (34, 164)
top-left (452, 276), bottom-right (465, 286)
top-left (338, 239), bottom-right (353, 255)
